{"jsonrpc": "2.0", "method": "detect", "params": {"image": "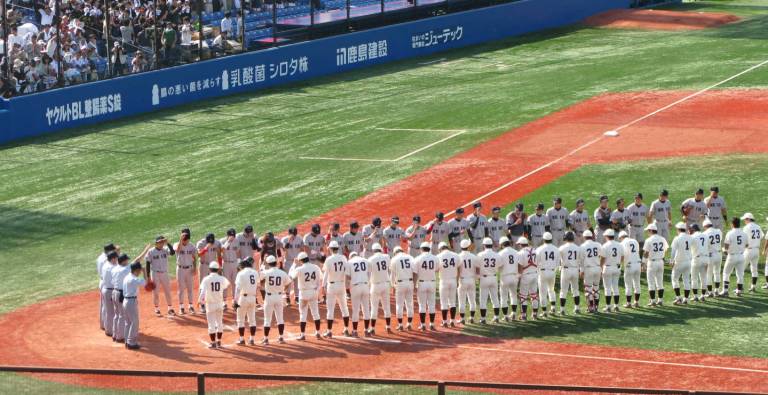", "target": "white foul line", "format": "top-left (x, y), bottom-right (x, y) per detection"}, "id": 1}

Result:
top-left (392, 130), bottom-right (466, 161)
top-left (445, 56), bottom-right (768, 218)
